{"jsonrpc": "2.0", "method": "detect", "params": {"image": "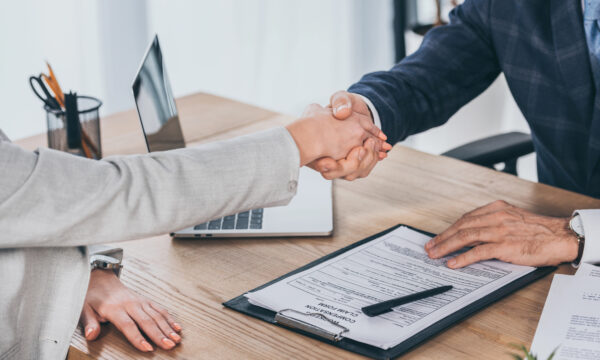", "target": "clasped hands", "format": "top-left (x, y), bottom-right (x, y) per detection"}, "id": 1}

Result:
top-left (286, 91), bottom-right (391, 180)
